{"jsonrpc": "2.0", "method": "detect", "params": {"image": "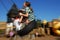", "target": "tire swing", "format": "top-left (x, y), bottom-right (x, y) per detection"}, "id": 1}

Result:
top-left (52, 22), bottom-right (60, 36)
top-left (17, 20), bottom-right (37, 36)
